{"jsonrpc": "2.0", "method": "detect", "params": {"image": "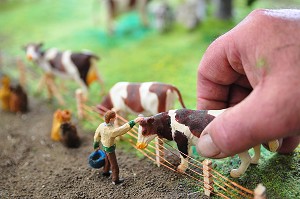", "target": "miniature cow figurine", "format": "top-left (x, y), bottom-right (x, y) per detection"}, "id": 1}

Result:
top-left (60, 122), bottom-right (81, 148)
top-left (148, 1), bottom-right (173, 33)
top-left (103, 0), bottom-right (149, 34)
top-left (24, 43), bottom-right (104, 97)
top-left (51, 109), bottom-right (72, 142)
top-left (136, 109), bottom-right (280, 178)
top-left (97, 82), bottom-right (186, 118)
top-left (9, 84), bottom-right (28, 113)
top-left (176, 0), bottom-right (206, 30)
